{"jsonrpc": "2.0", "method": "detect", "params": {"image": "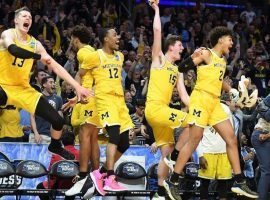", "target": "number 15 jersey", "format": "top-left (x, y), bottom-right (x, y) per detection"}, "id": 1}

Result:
top-left (0, 29), bottom-right (37, 86)
top-left (81, 49), bottom-right (124, 96)
top-left (147, 57), bottom-right (179, 105)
